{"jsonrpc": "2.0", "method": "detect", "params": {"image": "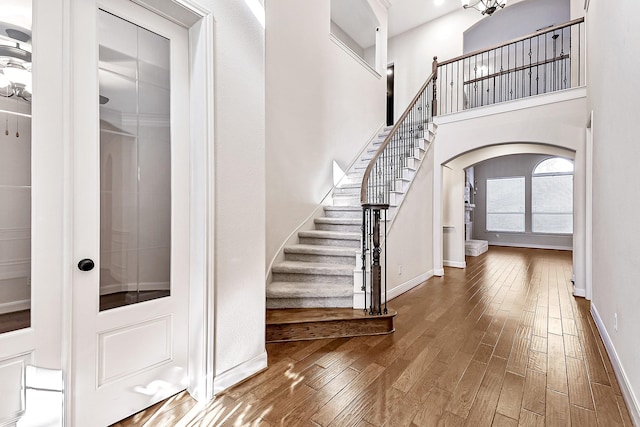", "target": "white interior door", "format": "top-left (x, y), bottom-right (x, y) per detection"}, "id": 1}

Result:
top-left (0, 1), bottom-right (66, 425)
top-left (71, 1), bottom-right (191, 425)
